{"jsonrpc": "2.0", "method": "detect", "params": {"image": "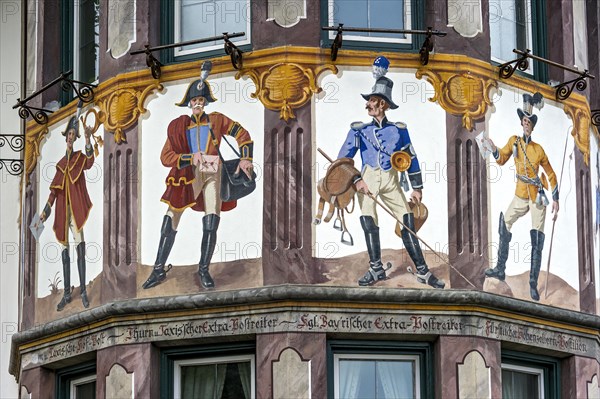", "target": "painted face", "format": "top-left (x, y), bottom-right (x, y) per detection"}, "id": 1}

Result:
top-left (65, 128), bottom-right (77, 150)
top-left (190, 96), bottom-right (206, 116)
top-left (365, 96), bottom-right (386, 120)
top-left (522, 117), bottom-right (533, 136)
